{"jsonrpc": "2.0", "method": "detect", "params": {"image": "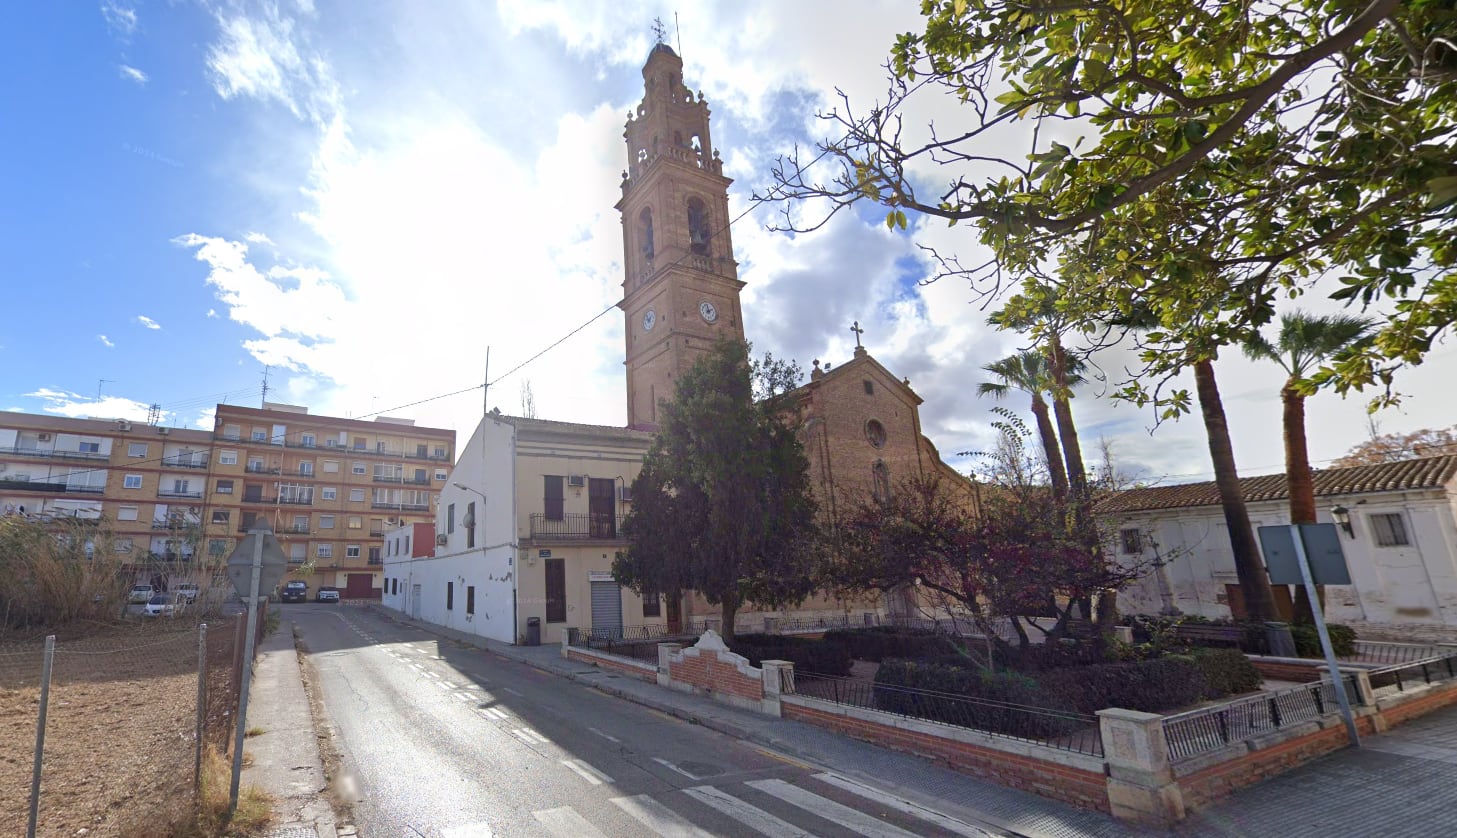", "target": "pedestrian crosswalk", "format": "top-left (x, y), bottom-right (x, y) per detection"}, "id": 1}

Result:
top-left (453, 772), bottom-right (996, 838)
